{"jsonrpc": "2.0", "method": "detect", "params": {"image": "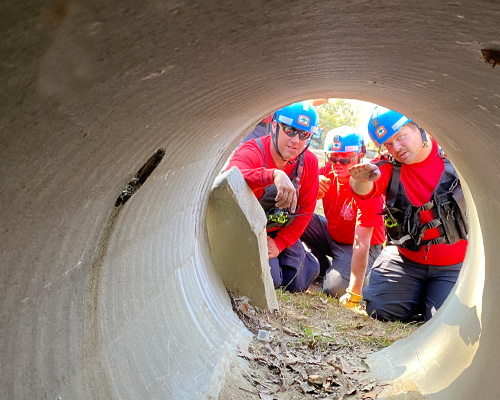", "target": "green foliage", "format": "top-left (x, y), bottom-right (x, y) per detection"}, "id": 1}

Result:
top-left (316, 99), bottom-right (364, 148)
